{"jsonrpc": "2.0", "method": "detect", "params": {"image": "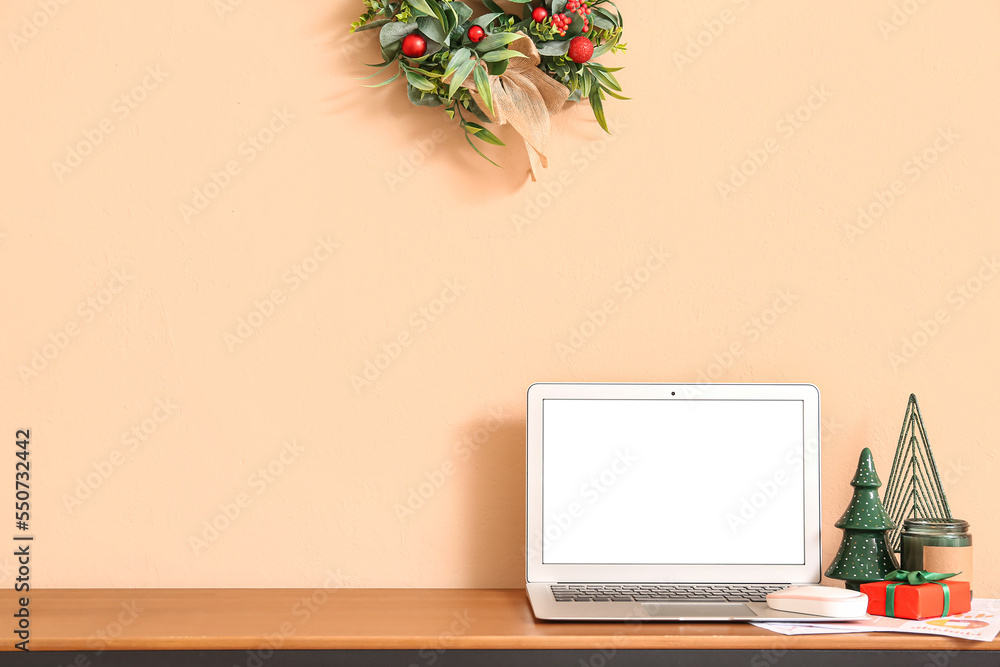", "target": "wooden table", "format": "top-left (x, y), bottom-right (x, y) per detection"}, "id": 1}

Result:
top-left (4, 588), bottom-right (998, 665)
